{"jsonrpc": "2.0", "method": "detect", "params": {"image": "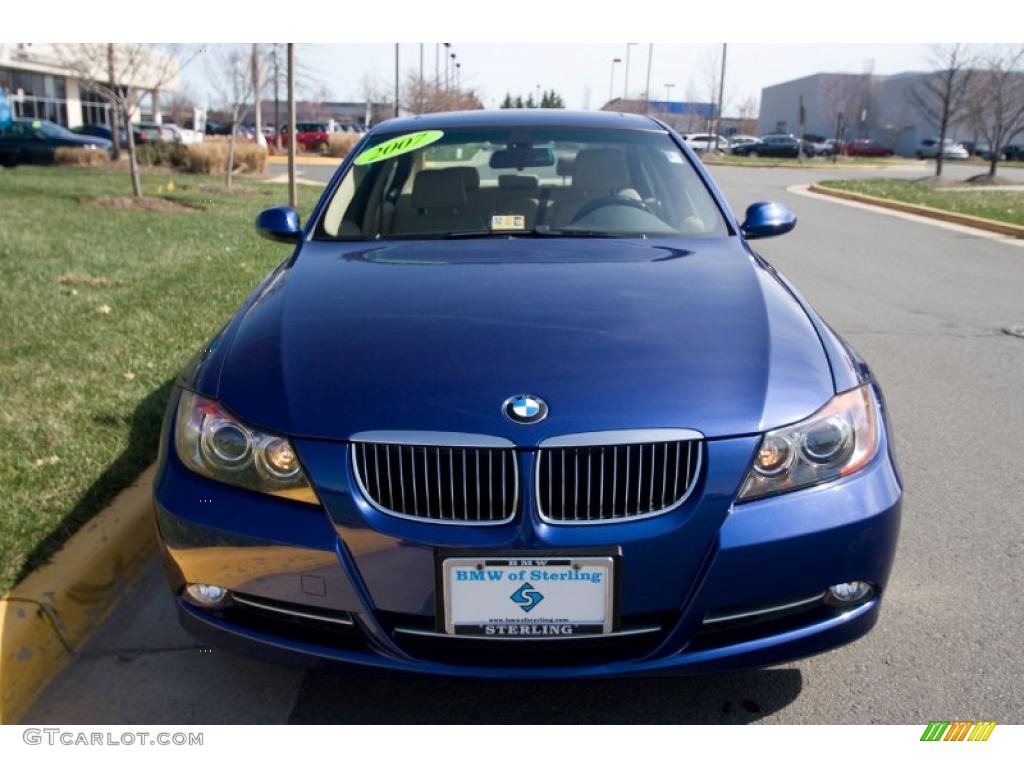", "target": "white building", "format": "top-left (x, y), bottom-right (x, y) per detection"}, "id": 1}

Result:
top-left (0, 43), bottom-right (180, 129)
